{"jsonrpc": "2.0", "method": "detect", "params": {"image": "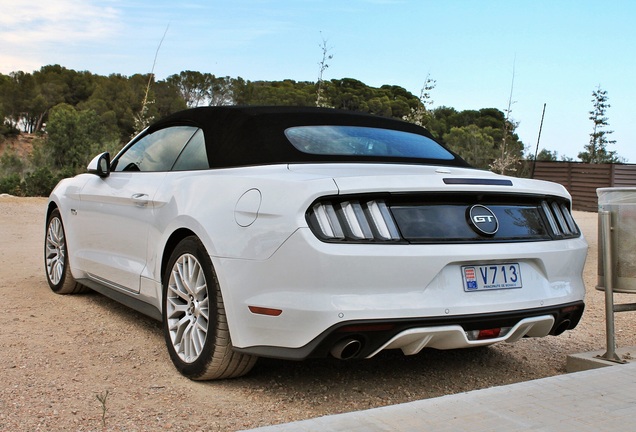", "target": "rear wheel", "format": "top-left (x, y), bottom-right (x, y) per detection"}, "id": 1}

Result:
top-left (162, 236), bottom-right (257, 380)
top-left (44, 209), bottom-right (86, 294)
